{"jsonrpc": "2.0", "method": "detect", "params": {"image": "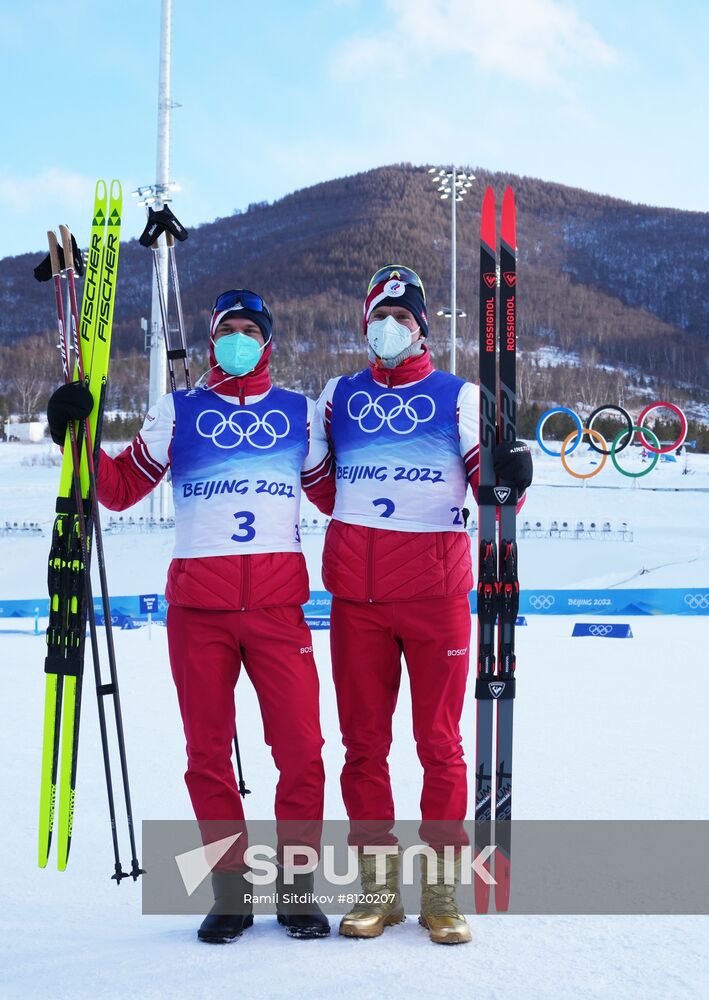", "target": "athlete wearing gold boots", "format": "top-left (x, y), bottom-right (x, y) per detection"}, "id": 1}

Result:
top-left (419, 851), bottom-right (472, 945)
top-left (339, 848), bottom-right (405, 938)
